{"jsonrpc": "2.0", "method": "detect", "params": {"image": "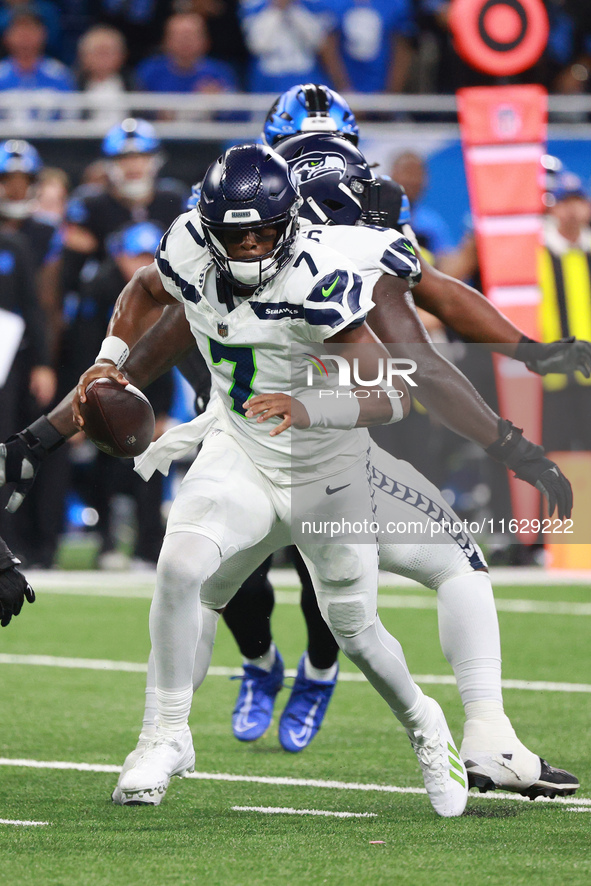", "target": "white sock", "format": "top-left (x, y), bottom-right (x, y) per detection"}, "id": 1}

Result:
top-left (402, 688), bottom-right (438, 735)
top-left (244, 643), bottom-right (276, 673)
top-left (437, 571), bottom-right (503, 709)
top-left (304, 655), bottom-right (338, 682)
top-left (155, 685), bottom-right (194, 734)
